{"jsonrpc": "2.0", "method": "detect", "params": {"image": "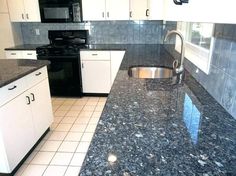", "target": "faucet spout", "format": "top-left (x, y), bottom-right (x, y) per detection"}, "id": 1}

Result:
top-left (164, 30), bottom-right (185, 74)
